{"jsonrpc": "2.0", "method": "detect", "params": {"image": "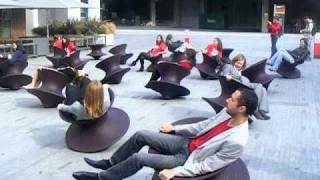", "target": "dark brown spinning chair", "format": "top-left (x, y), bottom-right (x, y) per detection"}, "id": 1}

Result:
top-left (0, 61), bottom-right (32, 90)
top-left (149, 117), bottom-right (250, 180)
top-left (276, 60), bottom-right (302, 79)
top-left (59, 87), bottom-right (130, 153)
top-left (202, 76), bottom-right (252, 113)
top-left (146, 62), bottom-right (190, 99)
top-left (46, 47), bottom-right (66, 68)
top-left (87, 44), bottom-right (106, 60)
top-left (96, 55), bottom-right (131, 84)
top-left (26, 69), bottom-right (70, 108)
top-left (242, 59), bottom-right (274, 89)
top-left (196, 53), bottom-right (220, 80)
top-left (108, 44), bottom-right (133, 64)
top-left (221, 48), bottom-right (234, 64)
top-left (146, 54), bottom-right (164, 72)
top-left (61, 50), bottom-right (89, 70)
